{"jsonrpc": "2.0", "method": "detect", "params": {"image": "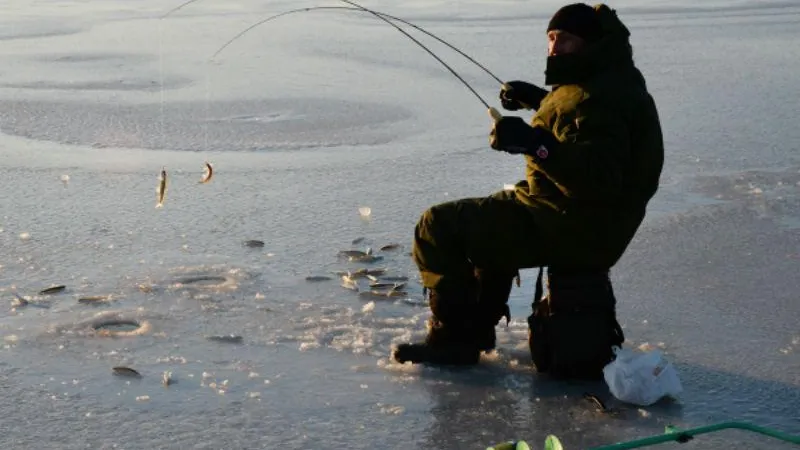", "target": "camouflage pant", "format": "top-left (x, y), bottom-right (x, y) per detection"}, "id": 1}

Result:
top-left (412, 189), bottom-right (549, 290)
